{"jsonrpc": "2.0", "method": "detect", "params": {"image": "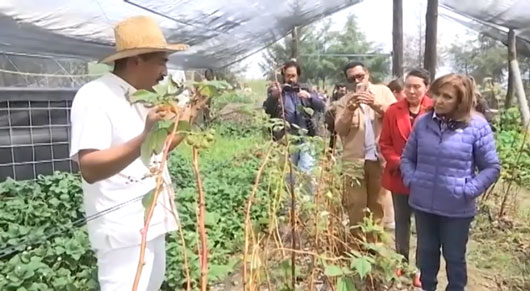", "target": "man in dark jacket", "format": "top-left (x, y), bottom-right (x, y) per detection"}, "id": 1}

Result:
top-left (263, 60), bottom-right (325, 172)
top-left (325, 84), bottom-right (347, 149)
